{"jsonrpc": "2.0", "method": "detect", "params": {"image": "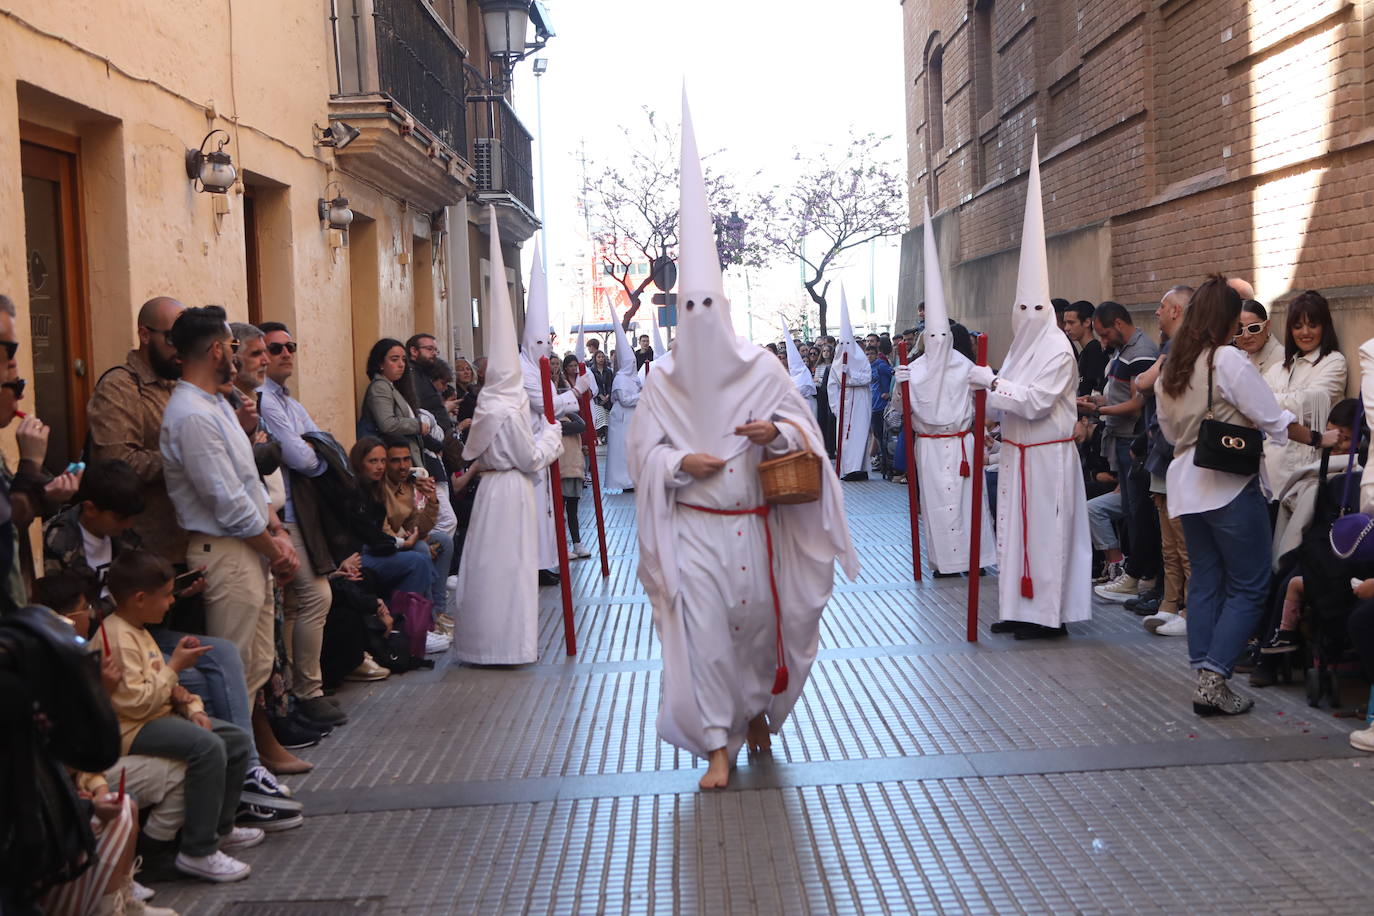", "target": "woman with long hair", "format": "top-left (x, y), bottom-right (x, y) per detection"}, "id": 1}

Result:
top-left (589, 349), bottom-right (614, 441)
top-left (1261, 290), bottom-right (1348, 497)
top-left (345, 436), bottom-right (436, 622)
top-left (1232, 300), bottom-right (1283, 375)
top-left (556, 354), bottom-right (592, 559)
top-left (814, 343), bottom-right (837, 457)
top-left (1156, 276), bottom-right (1337, 716)
top-left (361, 338), bottom-right (429, 467)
